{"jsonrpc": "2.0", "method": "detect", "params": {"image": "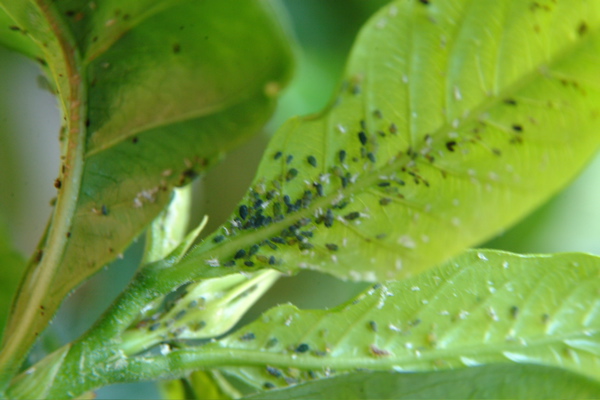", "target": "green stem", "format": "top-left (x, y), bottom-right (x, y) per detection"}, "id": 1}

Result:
top-left (0, 0), bottom-right (86, 389)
